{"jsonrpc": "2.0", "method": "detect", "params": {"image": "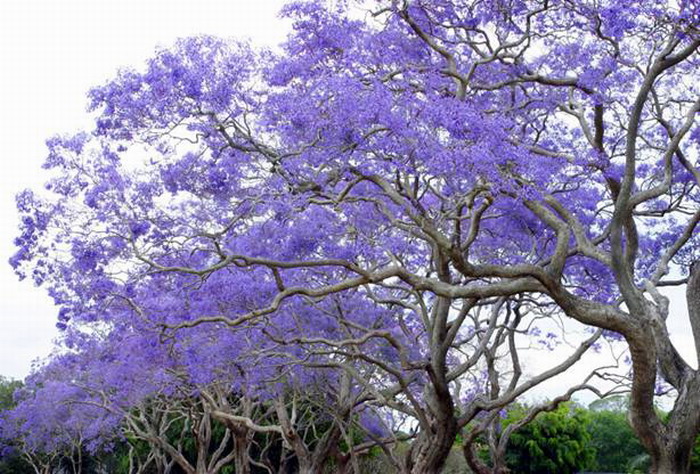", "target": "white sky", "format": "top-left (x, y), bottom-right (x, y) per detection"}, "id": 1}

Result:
top-left (0, 0), bottom-right (695, 412)
top-left (0, 0), bottom-right (288, 379)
